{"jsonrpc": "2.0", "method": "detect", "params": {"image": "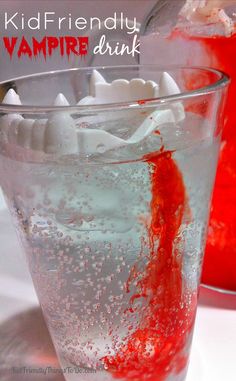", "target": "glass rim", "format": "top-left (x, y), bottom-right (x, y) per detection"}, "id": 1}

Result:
top-left (0, 64), bottom-right (230, 114)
